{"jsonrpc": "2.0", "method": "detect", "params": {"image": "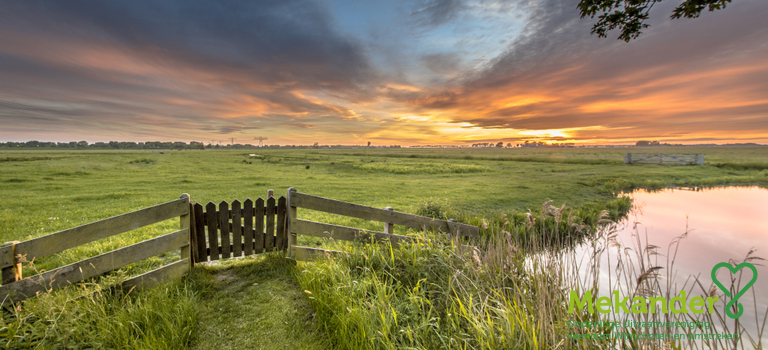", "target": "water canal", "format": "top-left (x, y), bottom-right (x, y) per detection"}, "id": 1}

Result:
top-left (572, 186), bottom-right (768, 345)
